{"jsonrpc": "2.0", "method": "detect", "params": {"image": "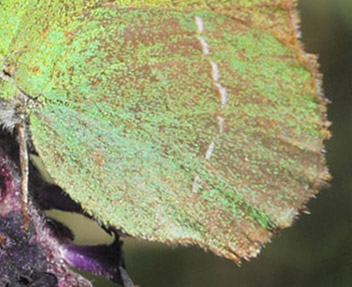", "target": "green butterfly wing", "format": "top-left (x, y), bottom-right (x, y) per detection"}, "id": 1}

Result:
top-left (0, 1), bottom-right (329, 261)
